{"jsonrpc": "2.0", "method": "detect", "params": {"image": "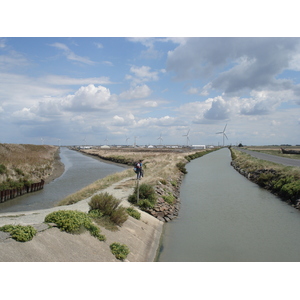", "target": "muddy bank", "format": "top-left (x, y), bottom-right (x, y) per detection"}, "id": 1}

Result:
top-left (44, 148), bottom-right (65, 184)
